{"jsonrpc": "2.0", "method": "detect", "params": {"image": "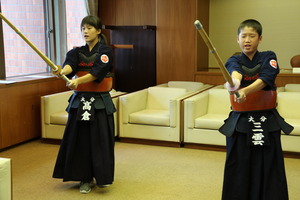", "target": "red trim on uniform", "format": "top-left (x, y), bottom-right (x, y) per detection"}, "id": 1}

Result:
top-left (230, 90), bottom-right (277, 112)
top-left (74, 71), bottom-right (112, 92)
